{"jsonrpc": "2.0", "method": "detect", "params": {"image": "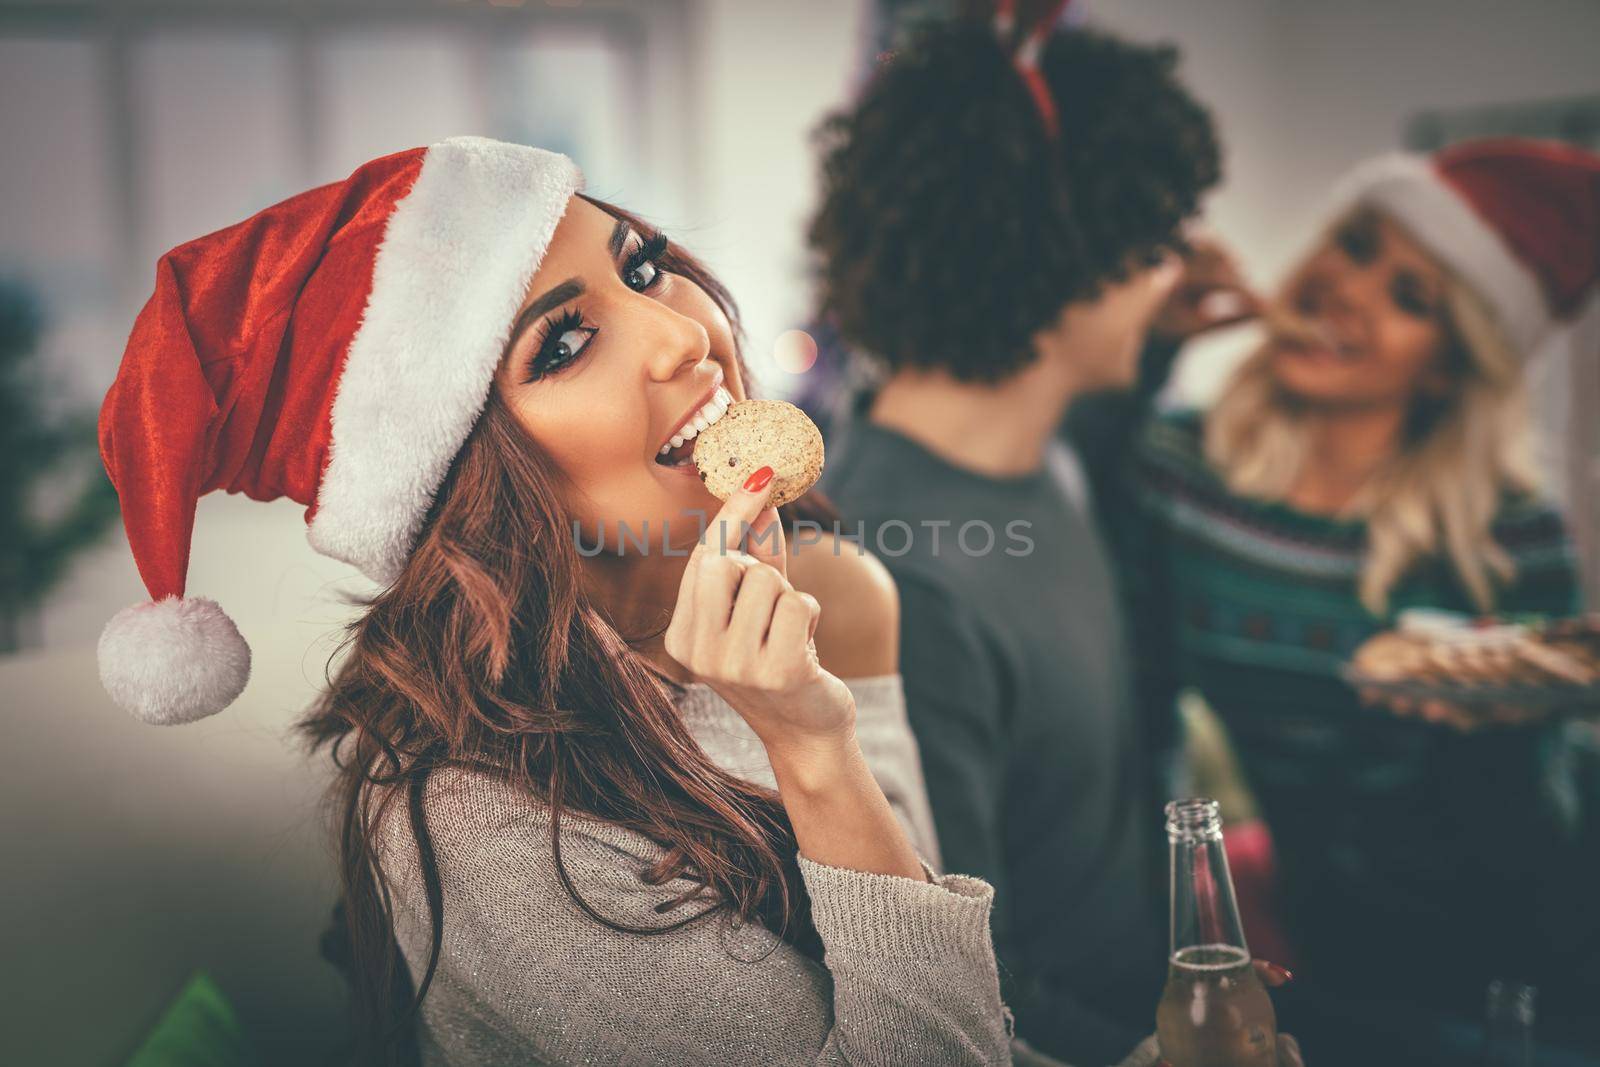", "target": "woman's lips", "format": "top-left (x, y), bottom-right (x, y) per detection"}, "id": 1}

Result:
top-left (654, 384), bottom-right (731, 467)
top-left (1278, 334), bottom-right (1363, 364)
top-left (1268, 308), bottom-right (1363, 363)
top-left (659, 453), bottom-right (704, 478)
